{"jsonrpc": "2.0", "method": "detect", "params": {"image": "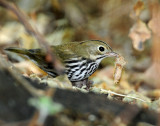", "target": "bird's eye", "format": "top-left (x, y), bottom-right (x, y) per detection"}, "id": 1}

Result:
top-left (98, 46), bottom-right (105, 52)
